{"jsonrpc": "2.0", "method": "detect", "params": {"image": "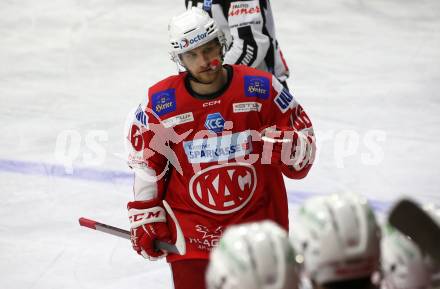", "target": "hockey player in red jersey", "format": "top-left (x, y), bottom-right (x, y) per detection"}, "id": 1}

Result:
top-left (126, 7), bottom-right (315, 289)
